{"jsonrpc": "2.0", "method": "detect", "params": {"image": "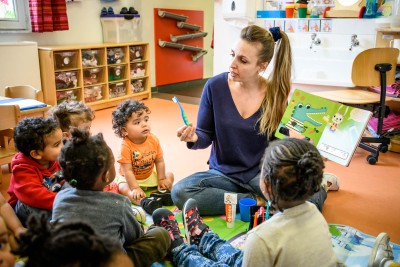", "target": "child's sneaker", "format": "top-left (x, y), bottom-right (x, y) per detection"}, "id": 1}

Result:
top-left (152, 208), bottom-right (184, 249)
top-left (131, 206), bottom-right (146, 224)
top-left (322, 173), bottom-right (340, 191)
top-left (140, 197), bottom-right (162, 215)
top-left (182, 198), bottom-right (209, 245)
top-left (368, 232), bottom-right (394, 267)
top-left (150, 189), bottom-right (174, 206)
